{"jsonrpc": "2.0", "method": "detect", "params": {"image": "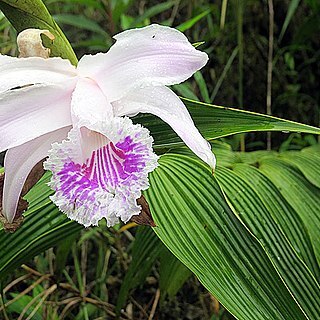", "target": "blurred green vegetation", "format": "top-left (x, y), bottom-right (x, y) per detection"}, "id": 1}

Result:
top-left (0, 0), bottom-right (319, 319)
